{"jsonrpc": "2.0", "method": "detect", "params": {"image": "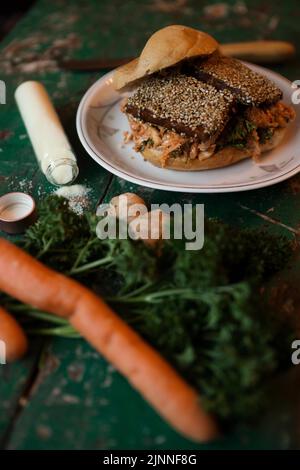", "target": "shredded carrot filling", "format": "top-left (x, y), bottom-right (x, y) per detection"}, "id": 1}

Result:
top-left (127, 116), bottom-right (216, 166)
top-left (125, 101), bottom-right (295, 165)
top-left (245, 101), bottom-right (295, 129)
